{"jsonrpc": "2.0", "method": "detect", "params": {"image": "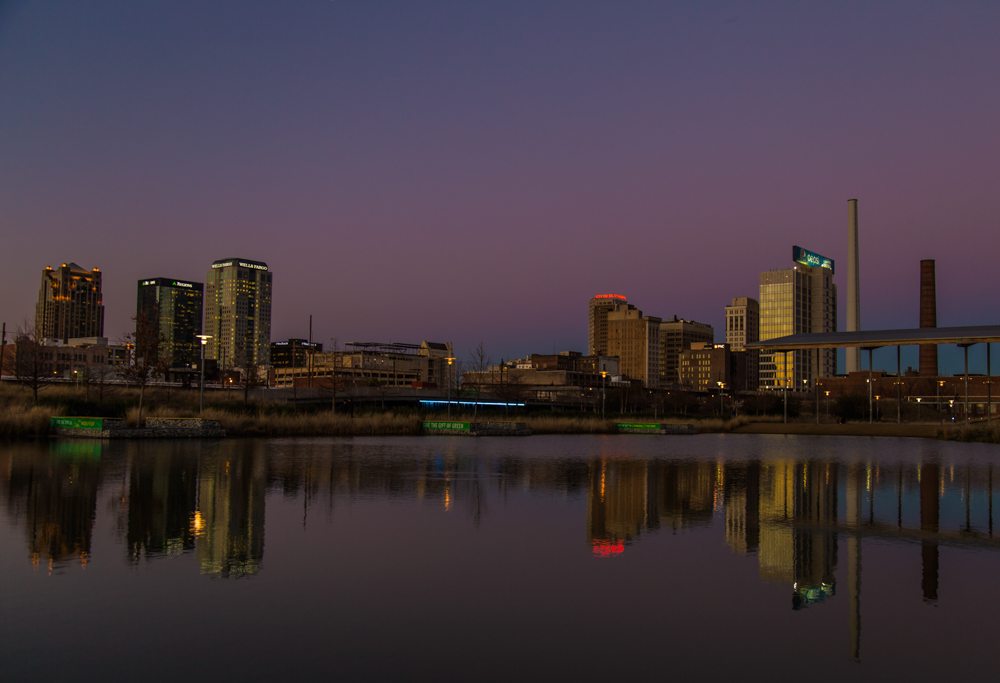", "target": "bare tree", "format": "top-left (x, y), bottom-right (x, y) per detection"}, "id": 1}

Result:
top-left (235, 333), bottom-right (266, 407)
top-left (121, 313), bottom-right (169, 426)
top-left (470, 341), bottom-right (490, 418)
top-left (13, 326), bottom-right (48, 405)
top-left (493, 362), bottom-right (527, 415)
